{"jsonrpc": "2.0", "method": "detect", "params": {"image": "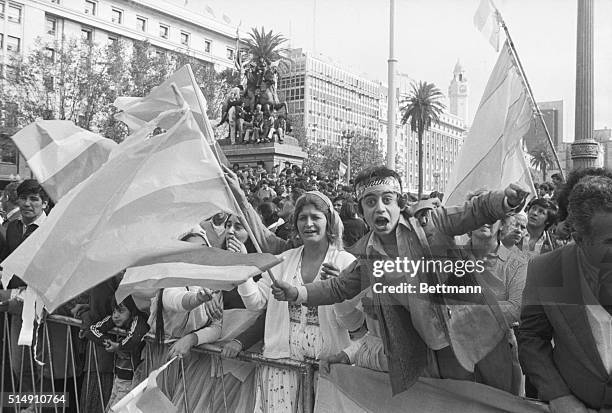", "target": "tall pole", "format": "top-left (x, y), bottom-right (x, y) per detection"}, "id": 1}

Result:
top-left (347, 142), bottom-right (352, 182)
top-left (571, 0), bottom-right (601, 169)
top-left (386, 0), bottom-right (397, 169)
